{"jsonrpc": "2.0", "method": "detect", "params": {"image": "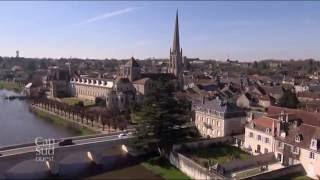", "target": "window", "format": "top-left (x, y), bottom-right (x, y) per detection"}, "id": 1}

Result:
top-left (257, 135), bottom-right (262, 141)
top-left (249, 132), bottom-right (254, 138)
top-left (277, 153), bottom-right (282, 161)
top-left (278, 141), bottom-right (284, 149)
top-left (265, 138), bottom-right (270, 144)
top-left (310, 152), bottom-right (315, 159)
top-left (295, 135), bottom-right (302, 142)
top-left (293, 146), bottom-right (299, 154)
top-left (266, 128), bottom-right (271, 133)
